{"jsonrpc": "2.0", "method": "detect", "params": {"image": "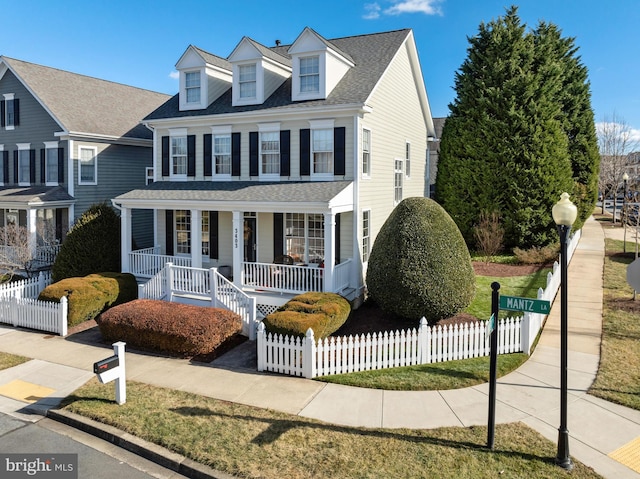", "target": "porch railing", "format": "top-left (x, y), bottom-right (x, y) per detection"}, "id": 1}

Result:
top-left (242, 259), bottom-right (352, 295)
top-left (130, 247), bottom-right (192, 278)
